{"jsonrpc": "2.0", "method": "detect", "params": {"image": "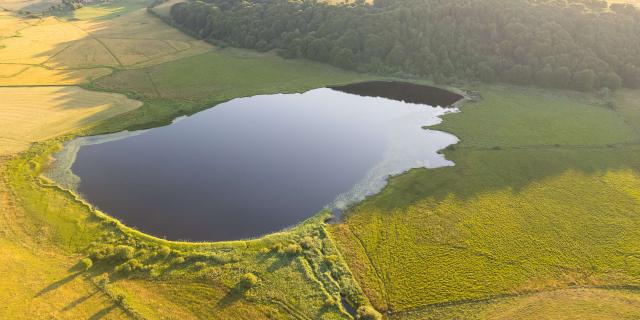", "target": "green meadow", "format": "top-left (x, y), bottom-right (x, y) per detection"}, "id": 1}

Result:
top-left (4, 0), bottom-right (640, 319)
top-left (331, 86), bottom-right (640, 317)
